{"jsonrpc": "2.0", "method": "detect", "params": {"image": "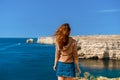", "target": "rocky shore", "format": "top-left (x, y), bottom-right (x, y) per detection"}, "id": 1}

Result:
top-left (73, 72), bottom-right (120, 80)
top-left (37, 35), bottom-right (120, 60)
top-left (37, 36), bottom-right (55, 44)
top-left (74, 77), bottom-right (120, 80)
